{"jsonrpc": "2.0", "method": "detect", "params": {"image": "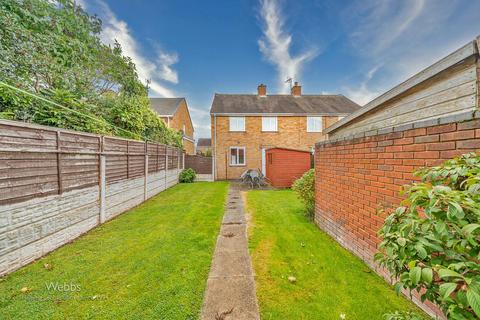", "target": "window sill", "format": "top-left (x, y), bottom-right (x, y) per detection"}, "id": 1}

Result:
top-left (261, 130), bottom-right (278, 133)
top-left (230, 164), bottom-right (246, 167)
top-left (229, 130), bottom-right (246, 133)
